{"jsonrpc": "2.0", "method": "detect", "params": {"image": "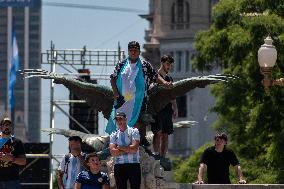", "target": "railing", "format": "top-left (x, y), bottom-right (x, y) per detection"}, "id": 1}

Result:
top-left (165, 183), bottom-right (284, 189)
